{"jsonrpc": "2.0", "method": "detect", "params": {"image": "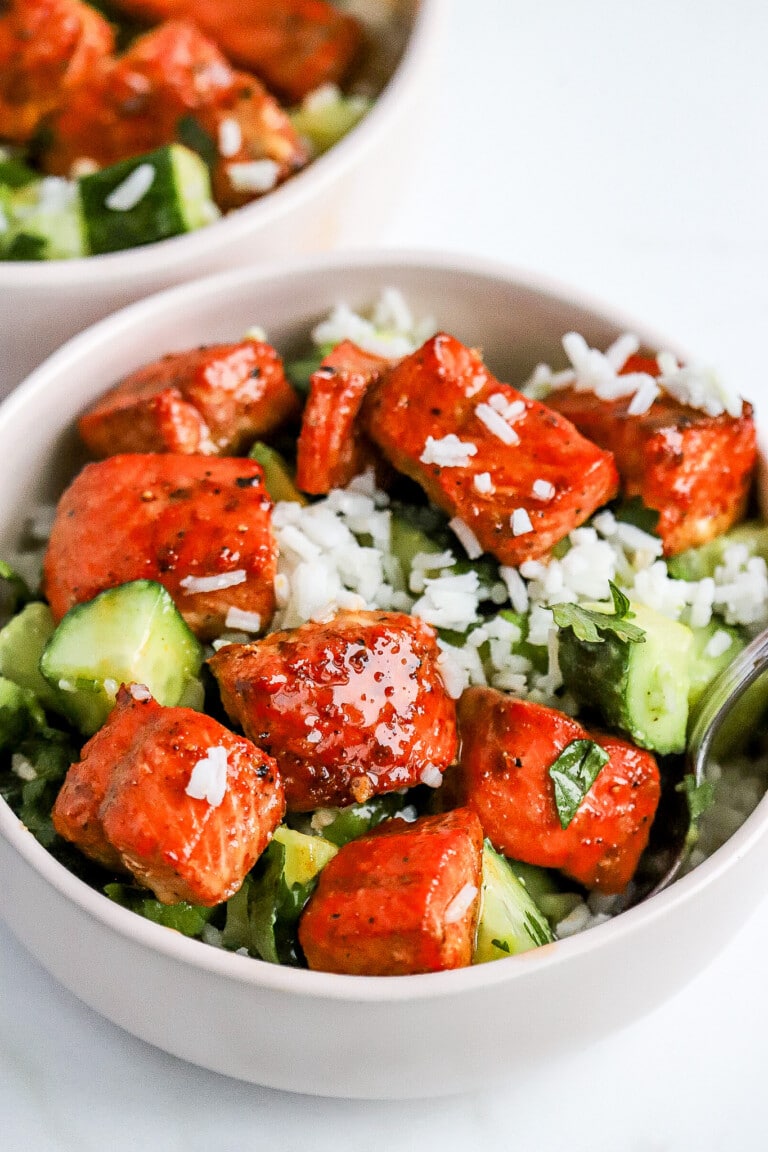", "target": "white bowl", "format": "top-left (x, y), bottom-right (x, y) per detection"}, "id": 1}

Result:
top-left (1, 252), bottom-right (766, 1099)
top-left (0, 0), bottom-right (438, 392)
